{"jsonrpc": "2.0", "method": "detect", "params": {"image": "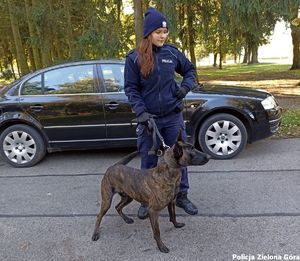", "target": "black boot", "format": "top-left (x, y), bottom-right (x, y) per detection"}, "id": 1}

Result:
top-left (137, 203), bottom-right (149, 219)
top-left (176, 192), bottom-right (198, 215)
